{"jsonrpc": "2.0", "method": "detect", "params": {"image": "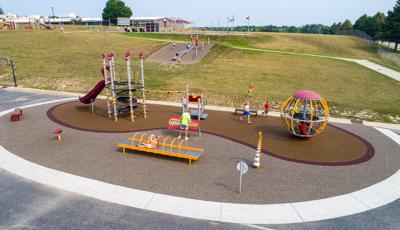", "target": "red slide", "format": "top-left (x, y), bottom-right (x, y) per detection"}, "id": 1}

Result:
top-left (79, 80), bottom-right (106, 104)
